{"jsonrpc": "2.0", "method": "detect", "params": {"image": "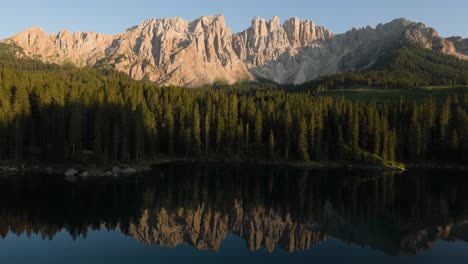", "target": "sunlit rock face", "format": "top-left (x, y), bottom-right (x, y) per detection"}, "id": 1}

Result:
top-left (4, 26), bottom-right (114, 66)
top-left (3, 16), bottom-right (467, 86)
top-left (234, 18), bottom-right (468, 85)
top-left (231, 16), bottom-right (334, 84)
top-left (4, 15), bottom-right (250, 87)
